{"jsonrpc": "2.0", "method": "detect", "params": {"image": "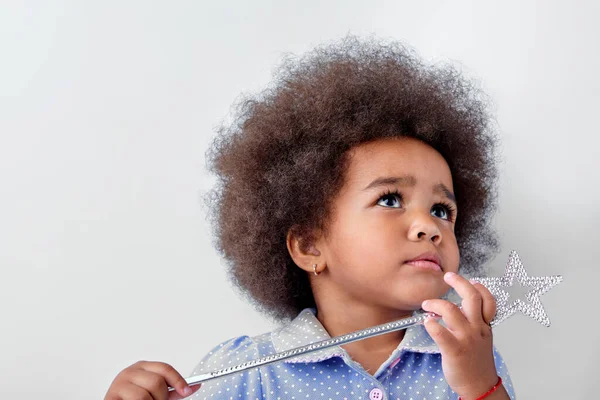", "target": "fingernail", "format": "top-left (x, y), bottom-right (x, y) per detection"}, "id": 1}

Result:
top-left (469, 279), bottom-right (478, 284)
top-left (445, 271), bottom-right (455, 280)
top-left (183, 386), bottom-right (193, 396)
top-left (422, 300), bottom-right (429, 308)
